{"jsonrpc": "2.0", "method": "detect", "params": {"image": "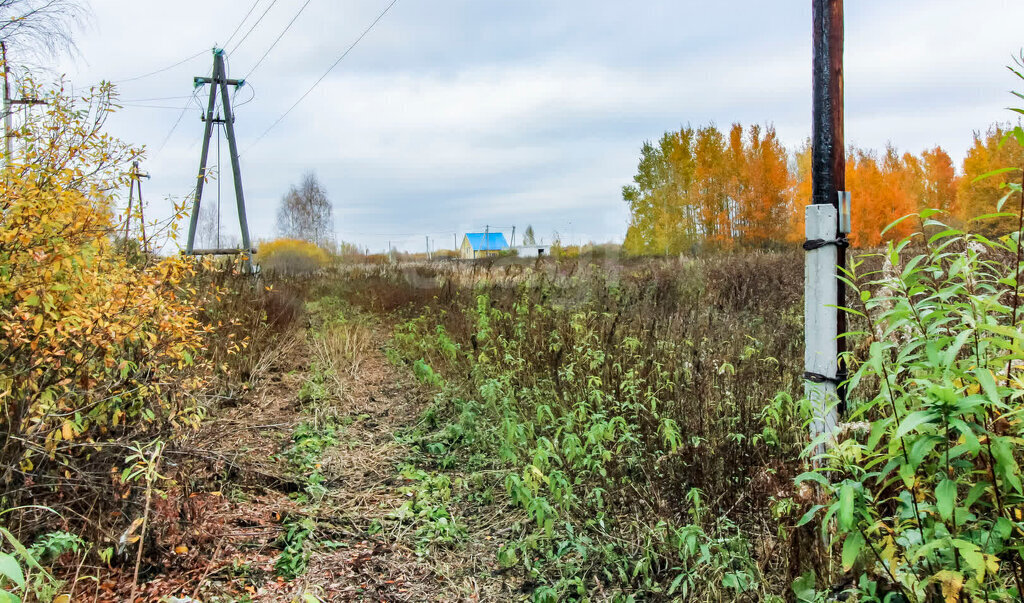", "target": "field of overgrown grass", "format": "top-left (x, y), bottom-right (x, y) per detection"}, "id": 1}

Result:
top-left (323, 213), bottom-right (1024, 602)
top-left (326, 253), bottom-right (816, 600)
